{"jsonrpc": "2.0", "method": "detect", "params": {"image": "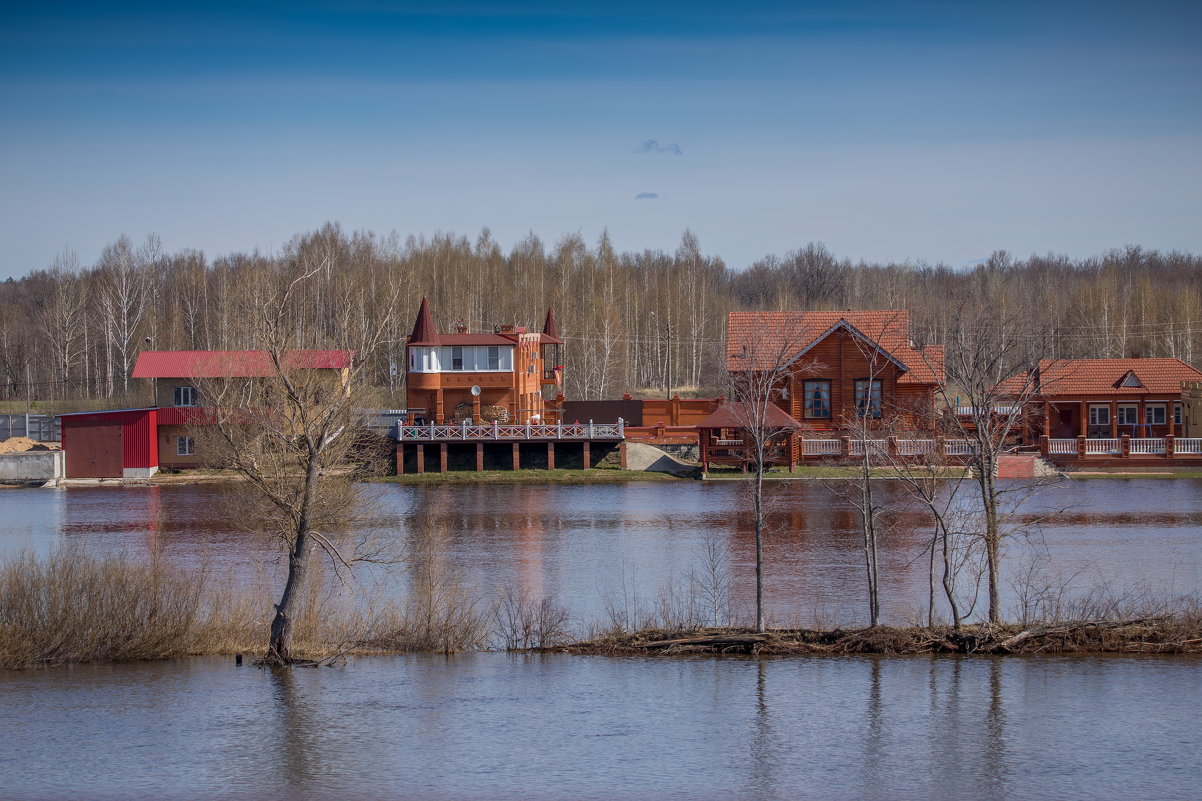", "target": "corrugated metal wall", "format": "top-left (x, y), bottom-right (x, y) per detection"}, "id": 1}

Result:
top-left (61, 409), bottom-right (157, 477)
